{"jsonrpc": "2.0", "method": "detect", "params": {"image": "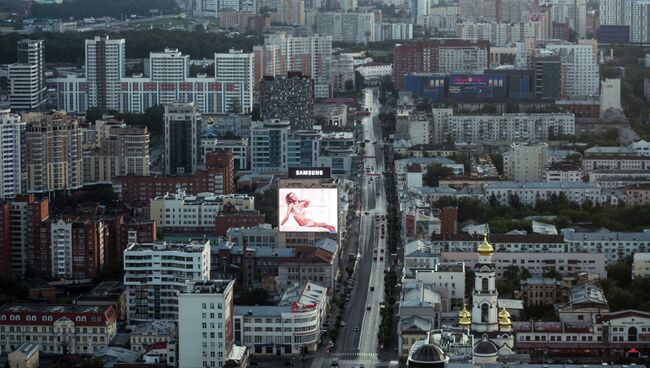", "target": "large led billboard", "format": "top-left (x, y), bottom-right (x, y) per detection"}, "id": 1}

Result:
top-left (278, 188), bottom-right (338, 233)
